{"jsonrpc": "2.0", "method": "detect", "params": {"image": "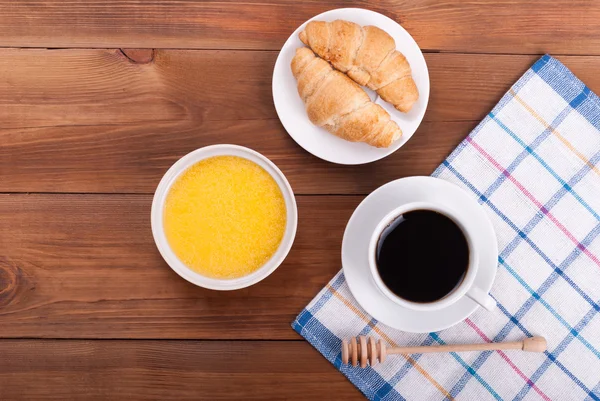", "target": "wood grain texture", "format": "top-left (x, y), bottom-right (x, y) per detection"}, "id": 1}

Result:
top-left (0, 1), bottom-right (599, 55)
top-left (3, 1), bottom-right (600, 398)
top-left (0, 194), bottom-right (361, 339)
top-left (0, 50), bottom-right (538, 128)
top-left (120, 48), bottom-right (155, 64)
top-left (0, 120), bottom-right (472, 194)
top-left (0, 340), bottom-right (363, 400)
top-left (3, 50), bottom-right (600, 194)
